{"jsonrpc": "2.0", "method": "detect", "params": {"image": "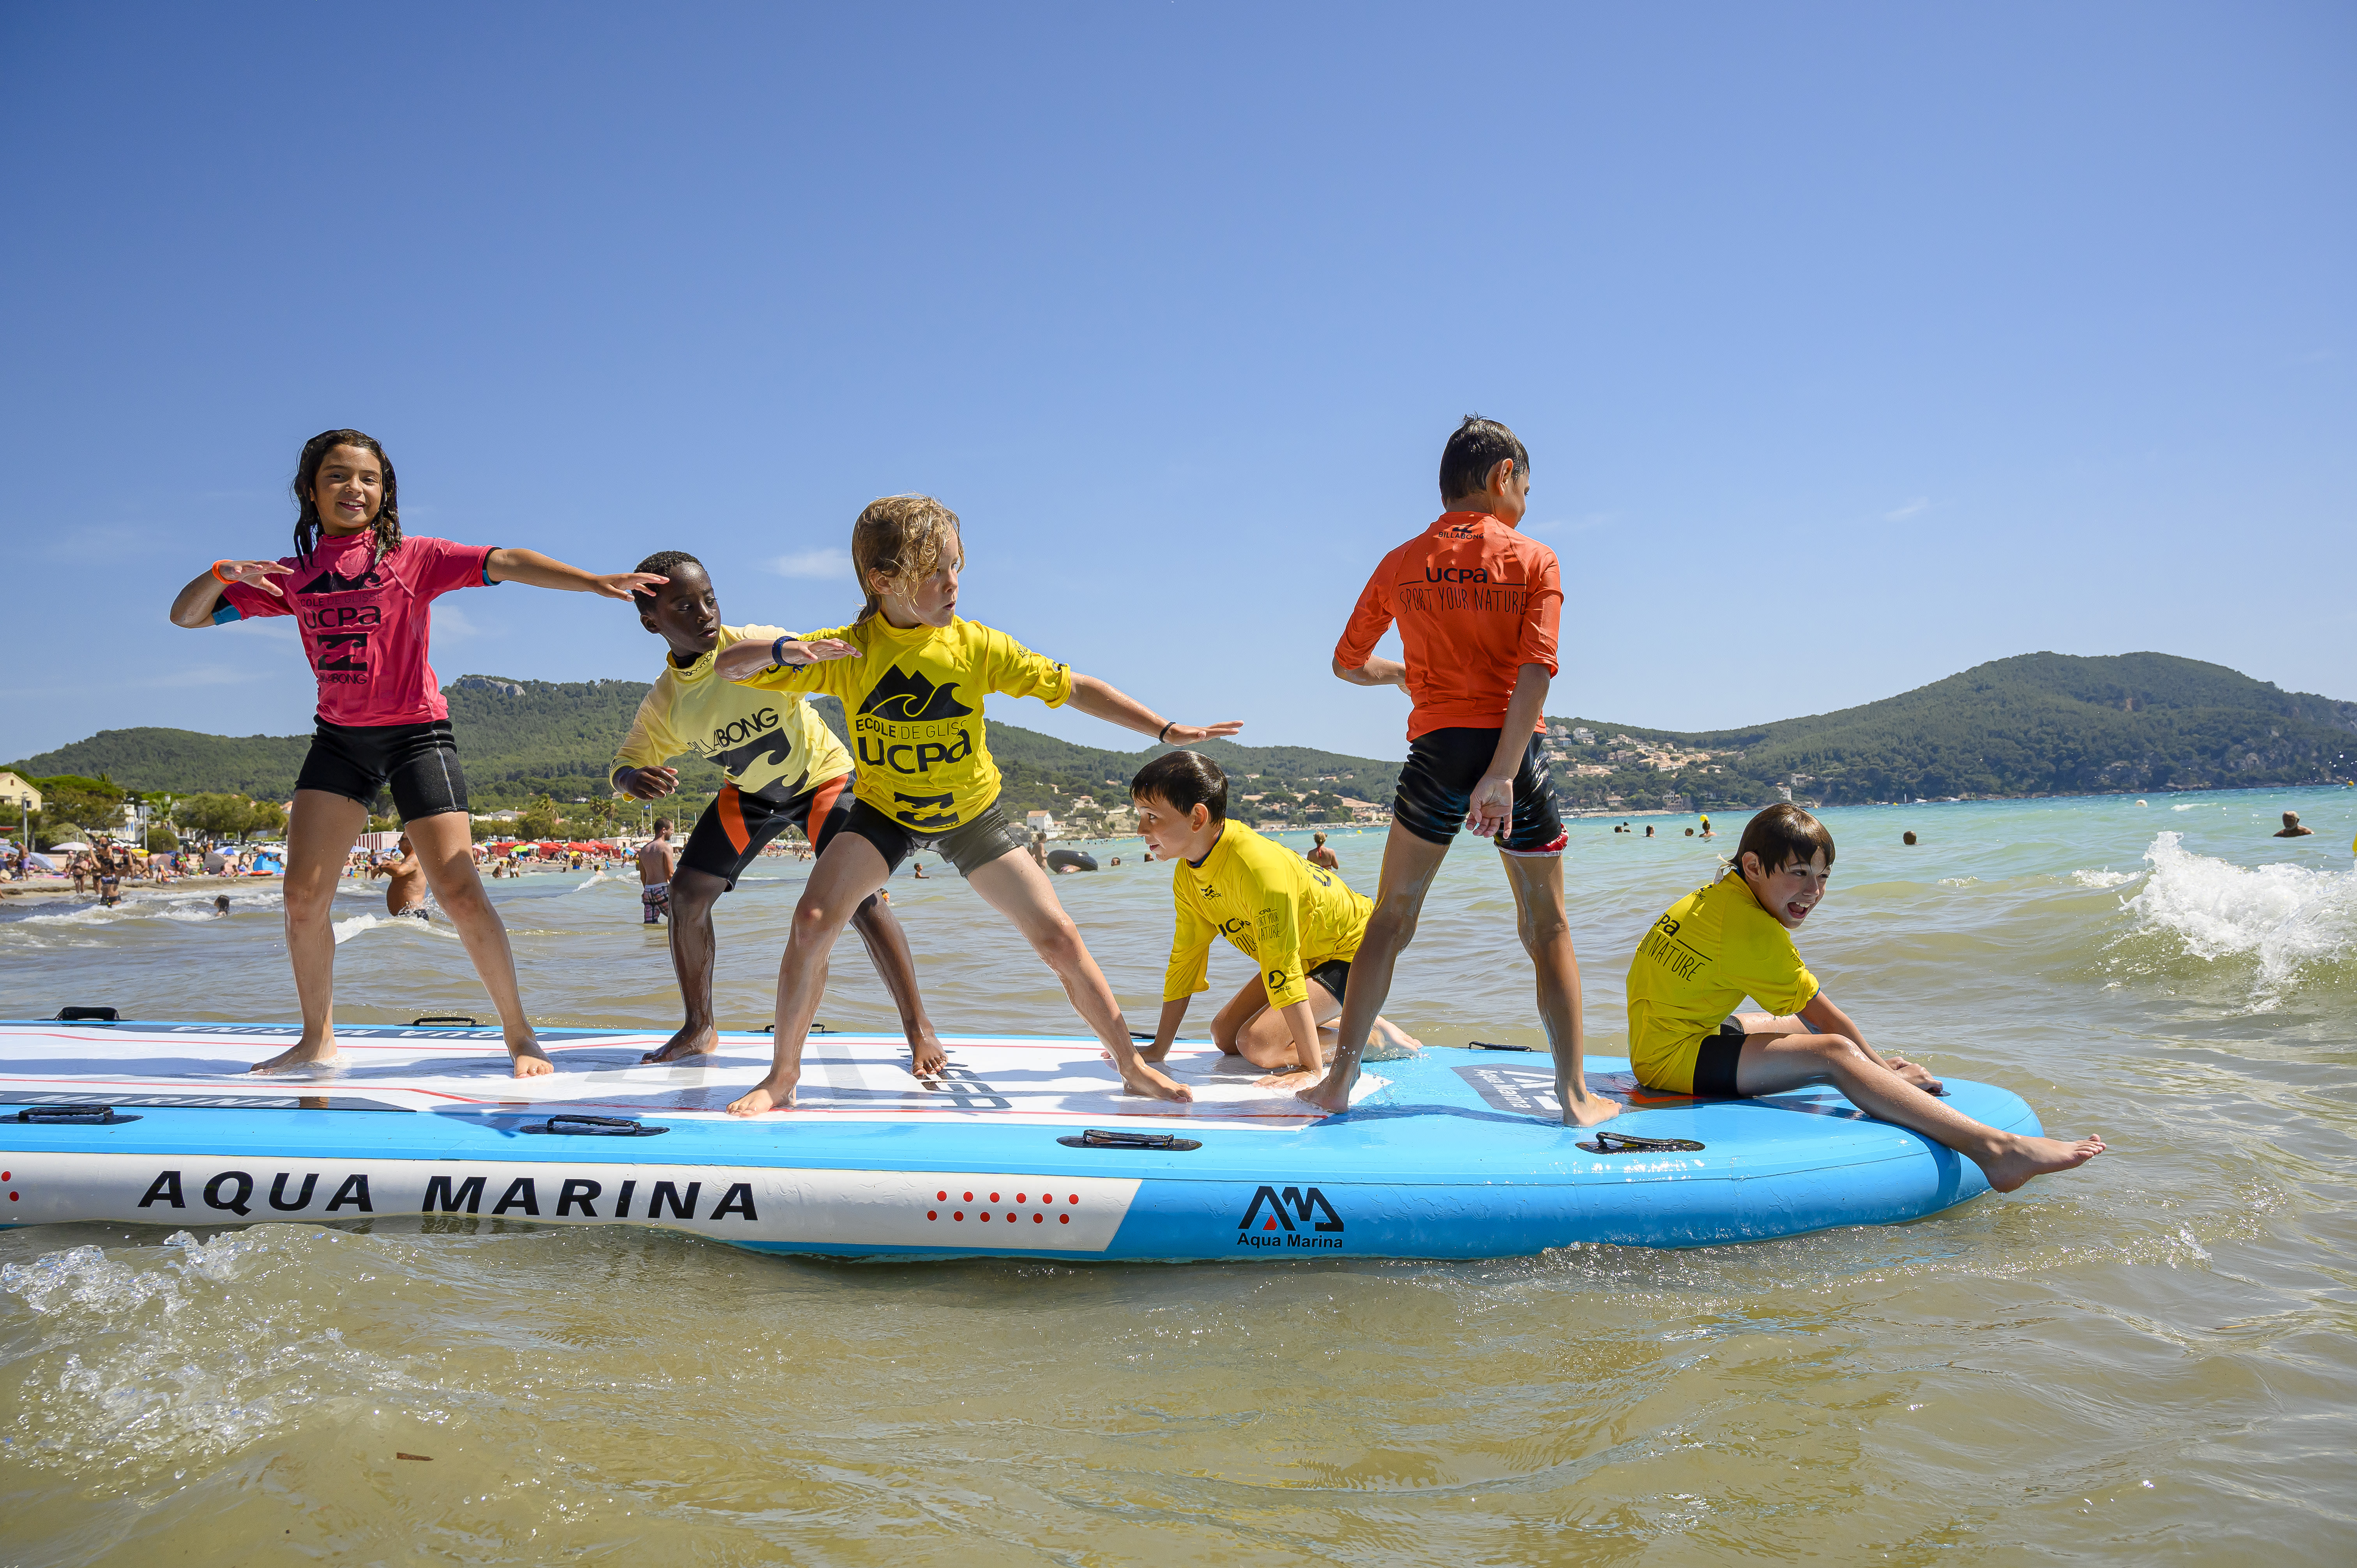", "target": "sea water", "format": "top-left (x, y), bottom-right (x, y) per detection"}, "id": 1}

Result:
top-left (2, 788), bottom-right (2352, 1564)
